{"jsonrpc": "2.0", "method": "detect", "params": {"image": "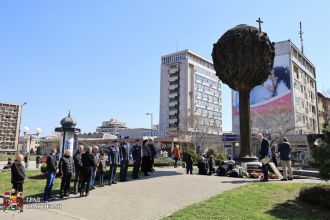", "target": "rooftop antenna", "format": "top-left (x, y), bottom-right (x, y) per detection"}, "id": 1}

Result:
top-left (299, 21), bottom-right (304, 54)
top-left (176, 40), bottom-right (178, 52)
